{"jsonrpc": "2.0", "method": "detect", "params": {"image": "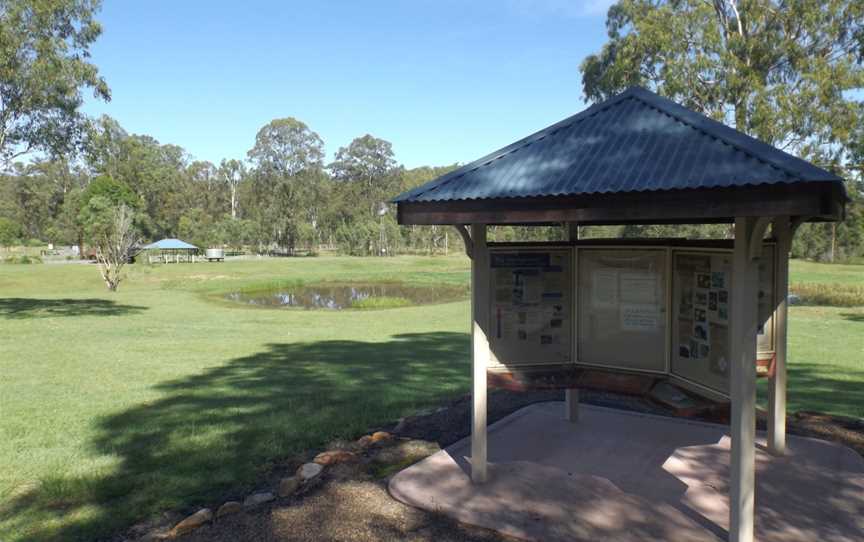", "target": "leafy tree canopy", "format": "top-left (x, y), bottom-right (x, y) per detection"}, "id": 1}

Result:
top-left (0, 216), bottom-right (22, 246)
top-left (80, 174), bottom-right (137, 211)
top-left (580, 0), bottom-right (864, 167)
top-left (0, 0), bottom-right (110, 165)
top-left (247, 118), bottom-right (324, 177)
